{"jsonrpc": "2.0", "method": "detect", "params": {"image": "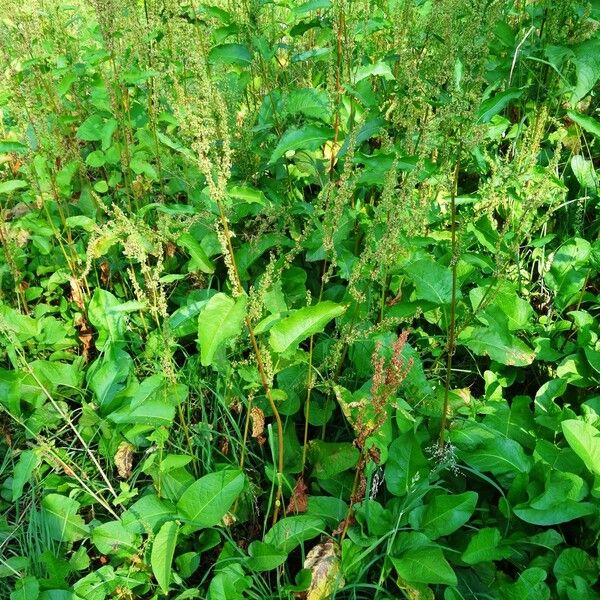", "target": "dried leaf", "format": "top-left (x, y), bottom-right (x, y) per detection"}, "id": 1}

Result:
top-left (287, 475), bottom-right (309, 514)
top-left (250, 406), bottom-right (265, 438)
top-left (304, 540), bottom-right (344, 600)
top-left (69, 277), bottom-right (86, 310)
top-left (114, 442), bottom-right (135, 479)
top-left (75, 314), bottom-right (93, 361)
